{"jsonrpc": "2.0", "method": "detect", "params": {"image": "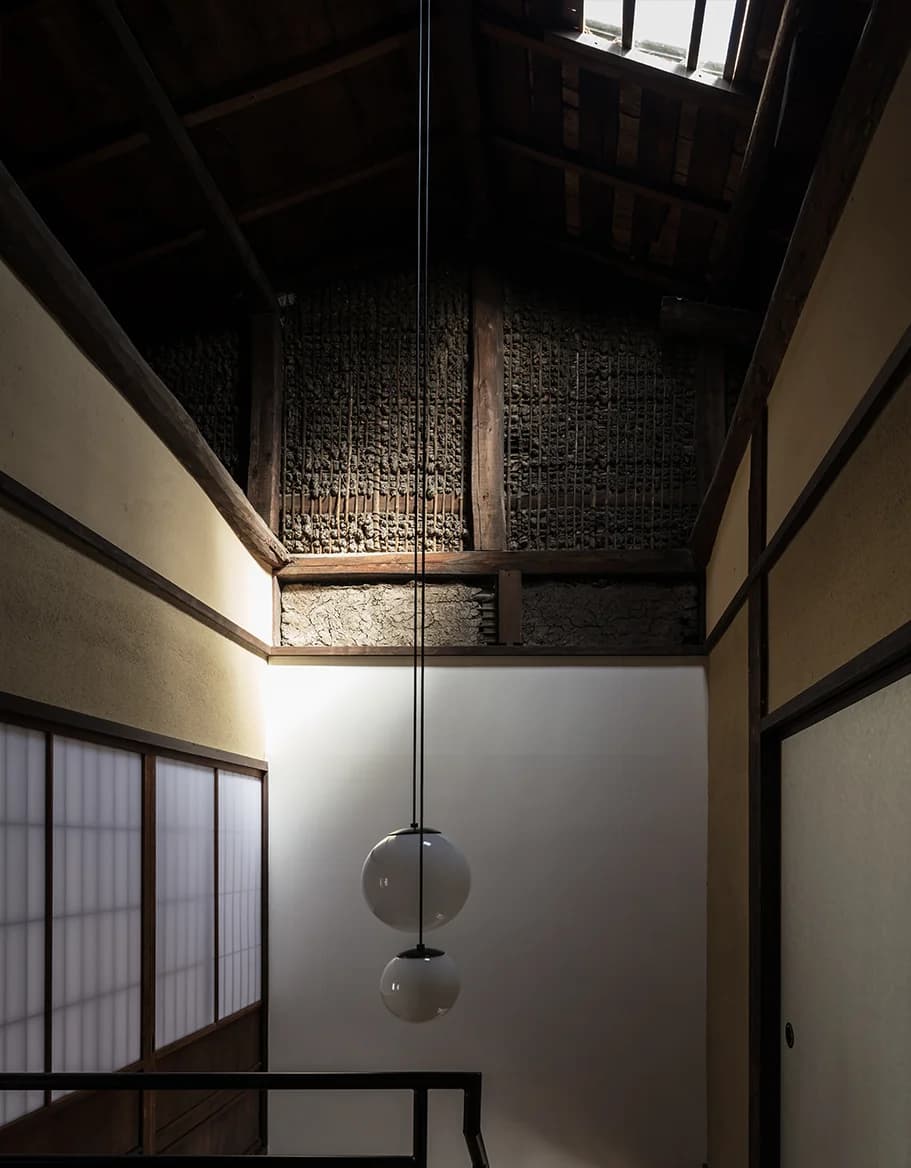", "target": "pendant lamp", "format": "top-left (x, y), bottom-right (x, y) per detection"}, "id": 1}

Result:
top-left (380, 947), bottom-right (460, 1023)
top-left (362, 828), bottom-right (470, 932)
top-left (361, 0), bottom-right (467, 1022)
